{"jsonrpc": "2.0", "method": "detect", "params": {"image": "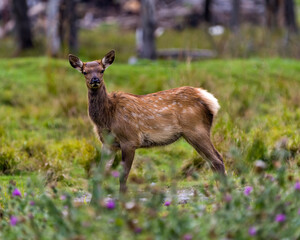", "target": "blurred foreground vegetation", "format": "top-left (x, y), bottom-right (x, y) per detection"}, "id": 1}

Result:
top-left (1, 156), bottom-right (300, 239)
